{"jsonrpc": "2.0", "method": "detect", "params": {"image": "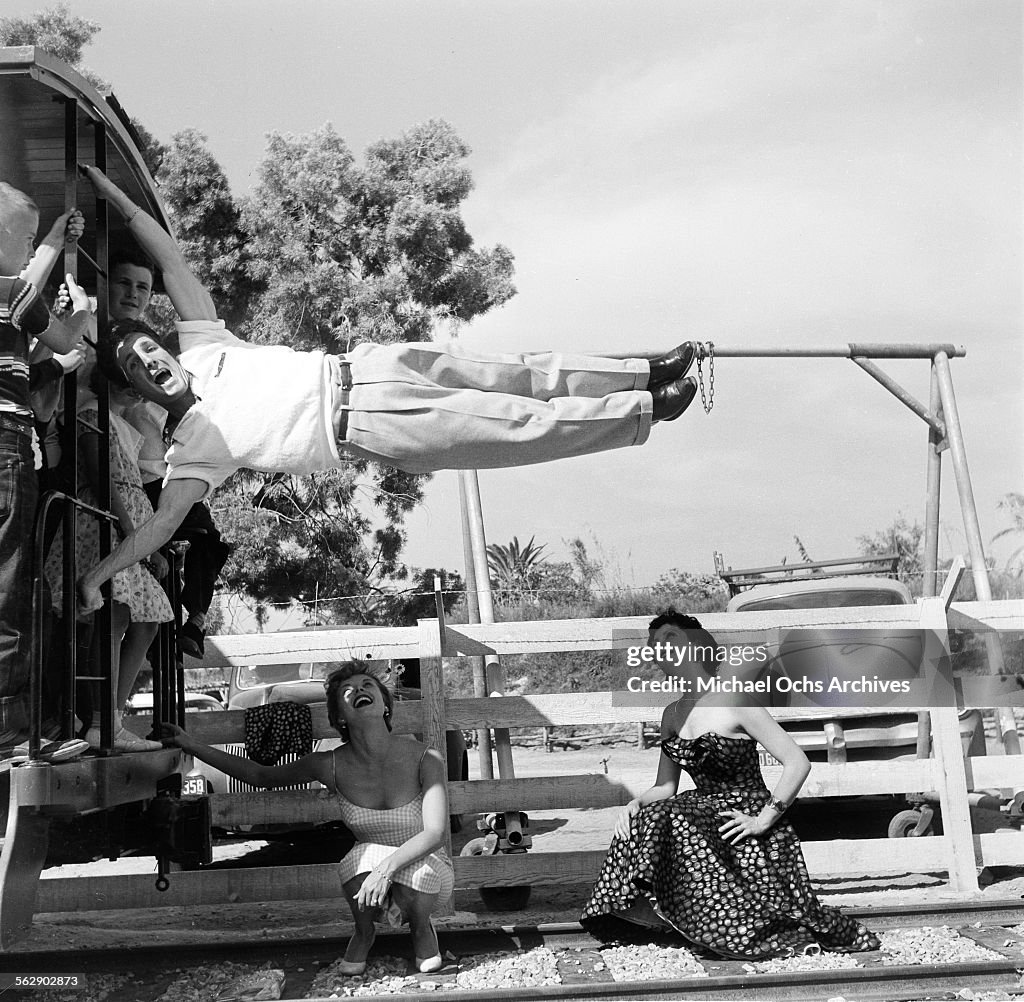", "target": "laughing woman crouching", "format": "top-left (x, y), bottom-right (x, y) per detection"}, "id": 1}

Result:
top-left (161, 660), bottom-right (453, 974)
